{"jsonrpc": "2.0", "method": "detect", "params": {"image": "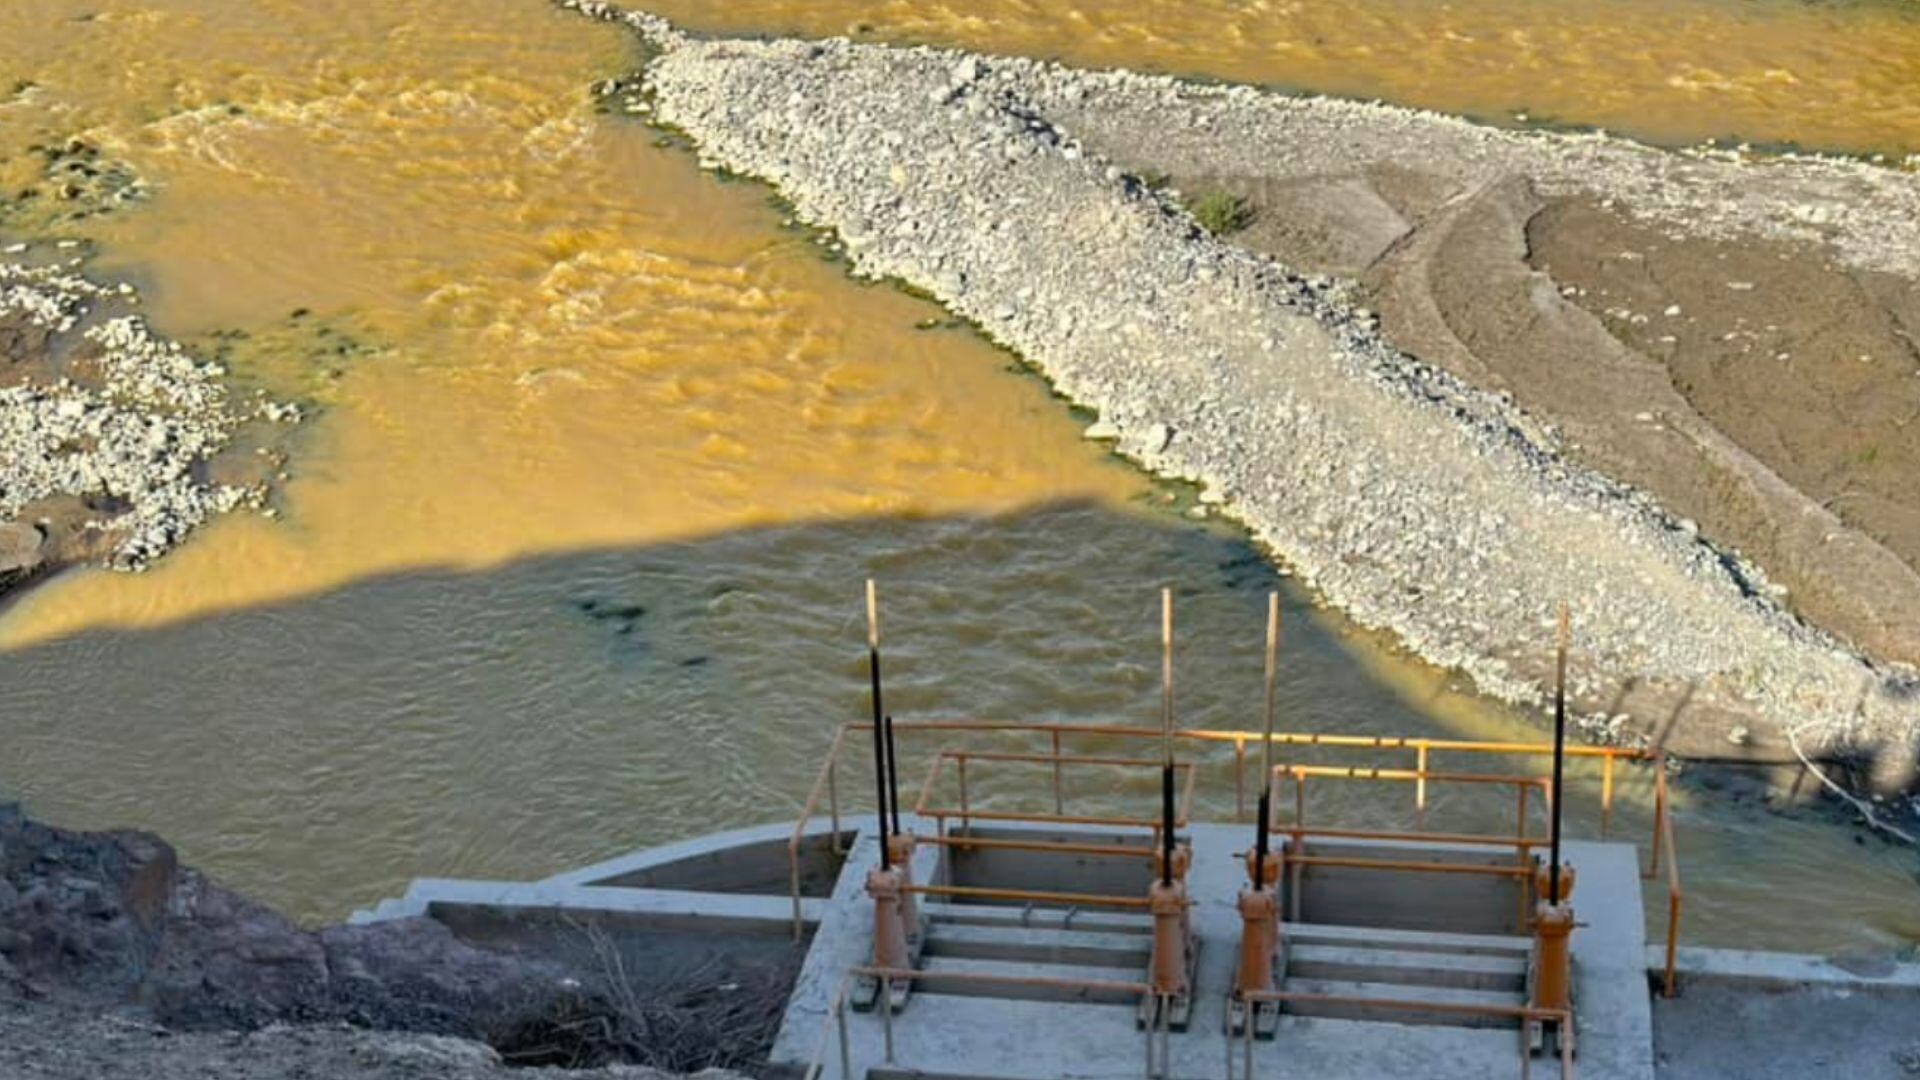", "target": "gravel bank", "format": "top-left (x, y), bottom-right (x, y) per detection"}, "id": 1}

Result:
top-left (564, 2), bottom-right (1920, 785)
top-left (0, 245), bottom-right (298, 591)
